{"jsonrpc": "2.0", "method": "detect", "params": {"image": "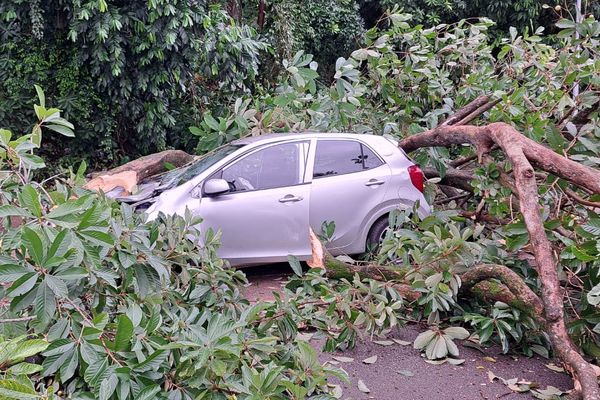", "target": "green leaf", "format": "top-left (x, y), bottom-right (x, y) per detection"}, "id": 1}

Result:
top-left (506, 233), bottom-right (529, 251)
top-left (6, 362), bottom-right (43, 376)
top-left (134, 349), bottom-right (167, 372)
top-left (4, 339), bottom-right (48, 363)
top-left (21, 153), bottom-right (46, 169)
top-left (19, 185), bottom-right (42, 218)
top-left (287, 255), bottom-right (303, 277)
top-left (0, 265), bottom-right (32, 283)
top-left (0, 379), bottom-right (38, 399)
top-left (45, 124), bottom-right (75, 137)
top-left (0, 205), bottom-right (34, 219)
top-left (7, 273), bottom-right (38, 297)
top-left (84, 357), bottom-right (109, 387)
top-left (556, 19), bottom-right (576, 29)
top-left (569, 246), bottom-right (596, 262)
top-left (443, 326), bottom-right (469, 340)
top-left (582, 218), bottom-right (600, 236)
top-left (21, 227), bottom-right (44, 265)
top-left (45, 275), bottom-right (68, 298)
top-left (35, 280), bottom-right (56, 325)
top-left (426, 335), bottom-right (448, 359)
top-left (99, 374), bottom-right (118, 400)
top-left (78, 230), bottom-right (115, 246)
top-left (113, 315), bottom-right (134, 351)
top-left (587, 284), bottom-right (600, 306)
top-left (136, 385), bottom-right (161, 400)
top-left (46, 201), bottom-right (86, 219)
top-left (34, 85), bottom-right (45, 108)
top-left (46, 230), bottom-right (68, 261)
top-left (413, 329), bottom-right (436, 350)
top-left (60, 350), bottom-right (79, 381)
top-left (56, 268), bottom-right (87, 280)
